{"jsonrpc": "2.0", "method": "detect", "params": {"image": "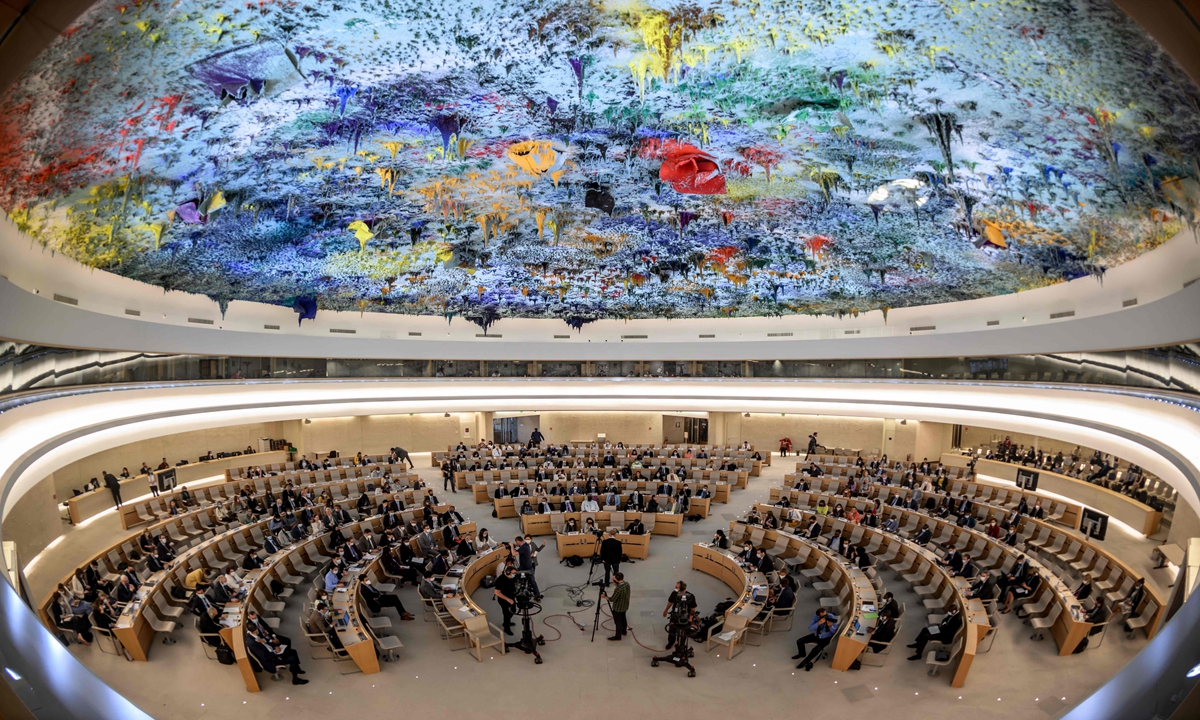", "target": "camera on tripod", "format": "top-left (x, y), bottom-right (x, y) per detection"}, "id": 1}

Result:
top-left (512, 571), bottom-right (539, 610)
